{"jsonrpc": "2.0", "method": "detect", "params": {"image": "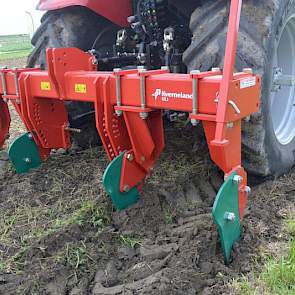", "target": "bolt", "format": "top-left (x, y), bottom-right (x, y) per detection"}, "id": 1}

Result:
top-left (64, 127), bottom-right (82, 133)
top-left (233, 175), bottom-right (243, 184)
top-left (224, 212), bottom-right (236, 222)
top-left (140, 112), bottom-right (148, 120)
top-left (244, 186), bottom-right (251, 195)
top-left (27, 133), bottom-right (33, 140)
top-left (24, 157), bottom-right (32, 164)
top-left (244, 116), bottom-right (251, 122)
top-left (115, 110), bottom-right (123, 117)
top-left (212, 67), bottom-right (221, 72)
top-left (191, 118), bottom-right (199, 126)
top-left (227, 122), bottom-right (234, 128)
top-left (126, 153), bottom-right (134, 161)
top-left (243, 68), bottom-right (253, 74)
top-left (123, 185), bottom-right (130, 192)
top-left (141, 156), bottom-right (146, 162)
